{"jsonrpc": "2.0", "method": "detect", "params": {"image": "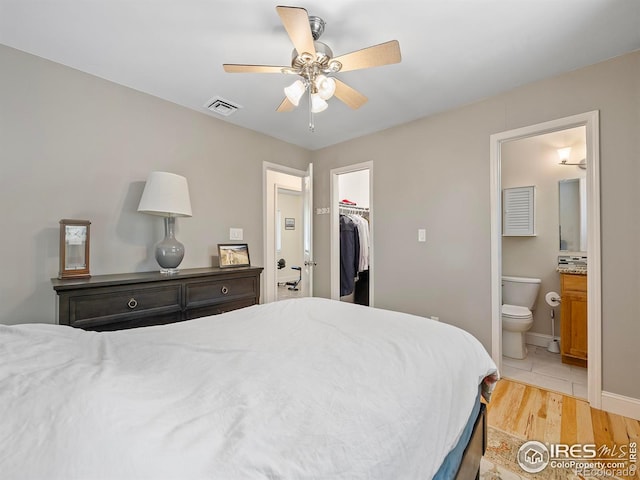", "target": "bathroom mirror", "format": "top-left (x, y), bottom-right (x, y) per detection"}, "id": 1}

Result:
top-left (559, 178), bottom-right (587, 252)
